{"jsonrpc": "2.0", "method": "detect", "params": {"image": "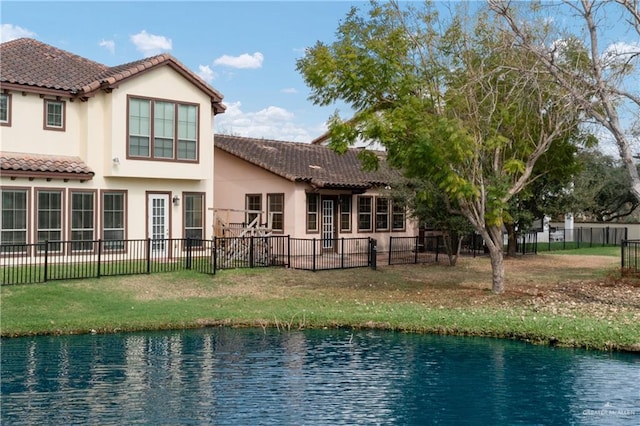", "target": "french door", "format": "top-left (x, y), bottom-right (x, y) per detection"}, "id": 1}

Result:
top-left (322, 199), bottom-right (335, 250)
top-left (148, 194), bottom-right (169, 255)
